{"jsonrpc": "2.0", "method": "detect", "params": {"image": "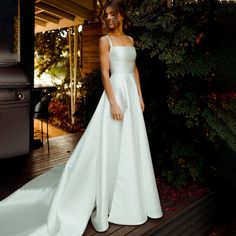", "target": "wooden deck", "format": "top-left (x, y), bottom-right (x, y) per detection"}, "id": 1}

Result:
top-left (0, 133), bottom-right (214, 236)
